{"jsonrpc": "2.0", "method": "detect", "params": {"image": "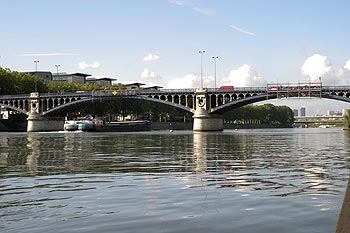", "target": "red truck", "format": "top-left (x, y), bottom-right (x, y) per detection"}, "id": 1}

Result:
top-left (219, 86), bottom-right (234, 91)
